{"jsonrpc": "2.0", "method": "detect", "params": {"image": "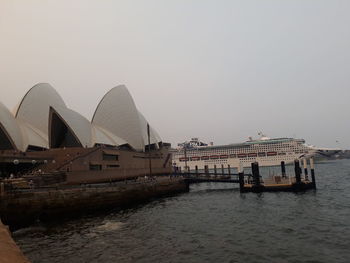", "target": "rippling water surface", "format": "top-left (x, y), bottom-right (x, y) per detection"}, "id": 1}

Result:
top-left (14, 160), bottom-right (350, 263)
